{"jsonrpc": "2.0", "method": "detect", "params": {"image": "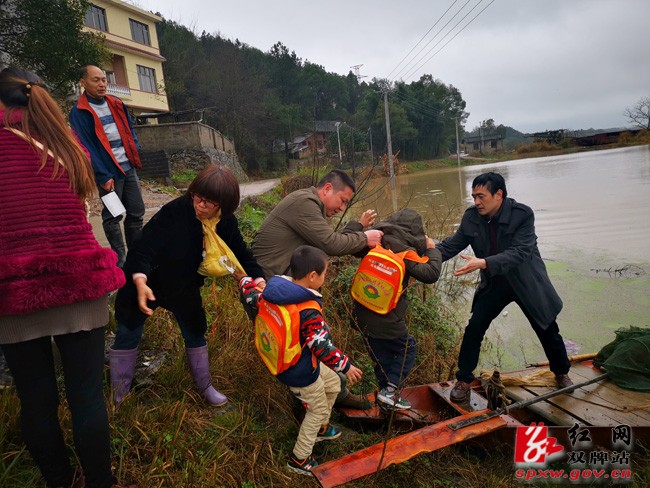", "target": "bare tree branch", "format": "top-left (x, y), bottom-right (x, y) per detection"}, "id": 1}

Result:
top-left (624, 96), bottom-right (650, 130)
